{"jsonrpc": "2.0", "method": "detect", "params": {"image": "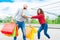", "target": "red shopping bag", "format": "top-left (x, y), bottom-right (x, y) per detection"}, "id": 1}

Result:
top-left (5, 26), bottom-right (18, 37)
top-left (1, 22), bottom-right (16, 35)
